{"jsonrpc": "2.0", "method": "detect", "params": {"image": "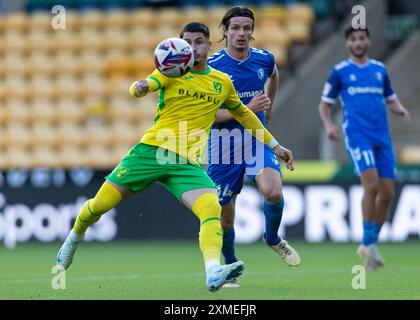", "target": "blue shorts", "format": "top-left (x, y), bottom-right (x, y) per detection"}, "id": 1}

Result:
top-left (344, 133), bottom-right (396, 179)
top-left (207, 144), bottom-right (281, 205)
